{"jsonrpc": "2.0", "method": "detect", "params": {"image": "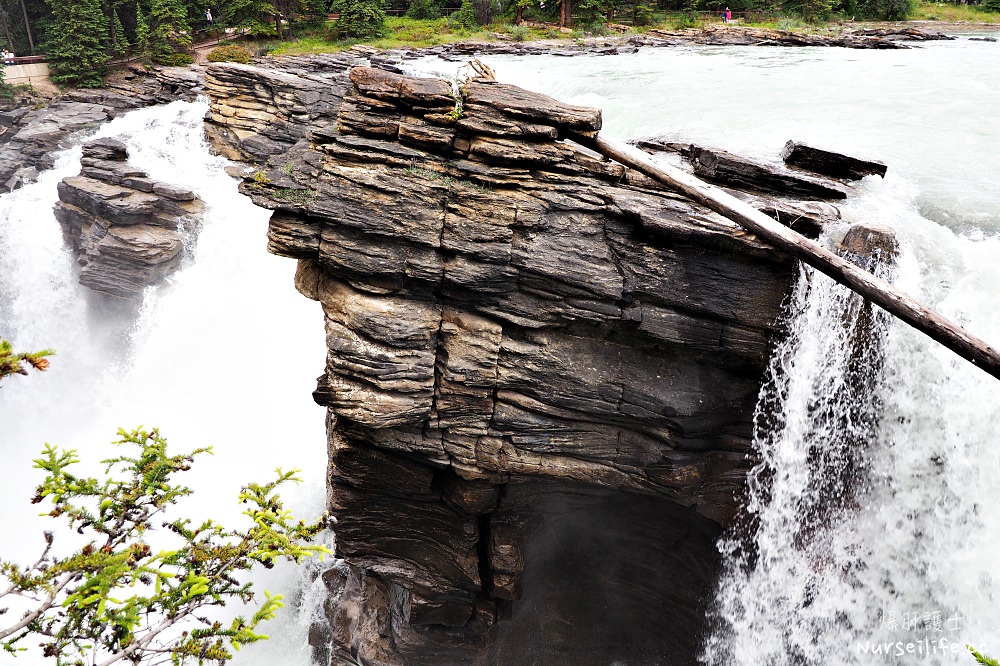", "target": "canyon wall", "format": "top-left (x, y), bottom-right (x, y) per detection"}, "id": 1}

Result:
top-left (204, 59), bottom-right (803, 665)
